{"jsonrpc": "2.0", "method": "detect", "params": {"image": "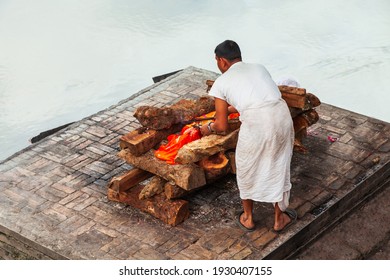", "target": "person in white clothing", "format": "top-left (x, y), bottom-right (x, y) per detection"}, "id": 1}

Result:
top-left (200, 40), bottom-right (297, 232)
